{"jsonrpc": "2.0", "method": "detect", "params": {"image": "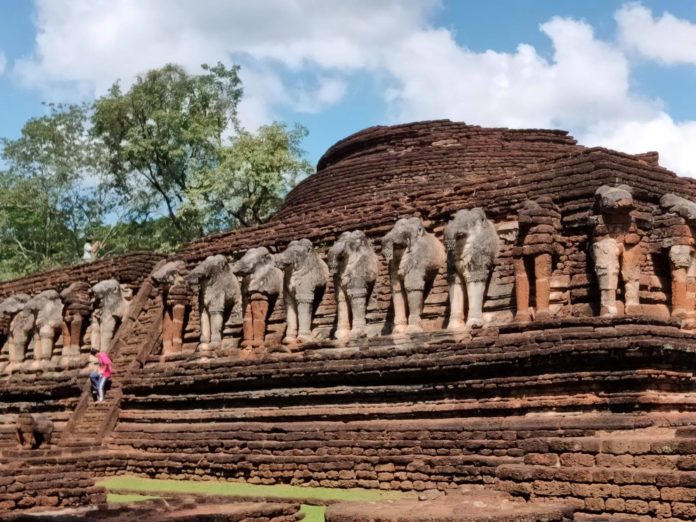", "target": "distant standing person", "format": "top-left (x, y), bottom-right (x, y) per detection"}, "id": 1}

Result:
top-left (82, 240), bottom-right (101, 262)
top-left (90, 352), bottom-right (112, 402)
